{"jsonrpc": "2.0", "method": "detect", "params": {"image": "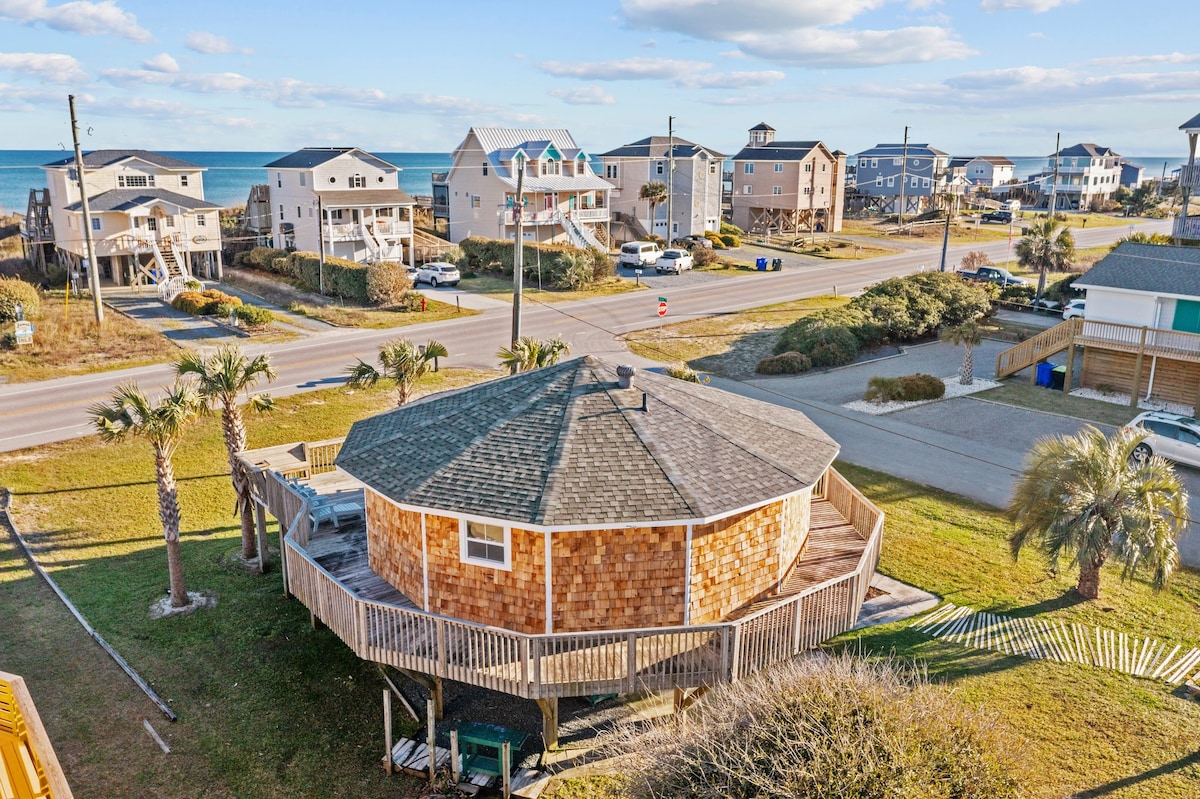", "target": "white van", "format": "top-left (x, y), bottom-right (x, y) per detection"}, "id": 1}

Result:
top-left (618, 241), bottom-right (663, 268)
